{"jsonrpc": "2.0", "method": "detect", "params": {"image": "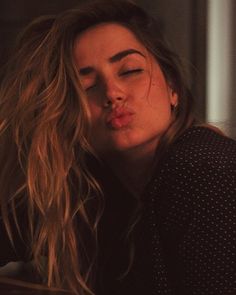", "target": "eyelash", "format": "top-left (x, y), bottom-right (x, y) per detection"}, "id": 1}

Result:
top-left (85, 68), bottom-right (144, 91)
top-left (85, 85), bottom-right (96, 92)
top-left (120, 68), bottom-right (143, 76)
